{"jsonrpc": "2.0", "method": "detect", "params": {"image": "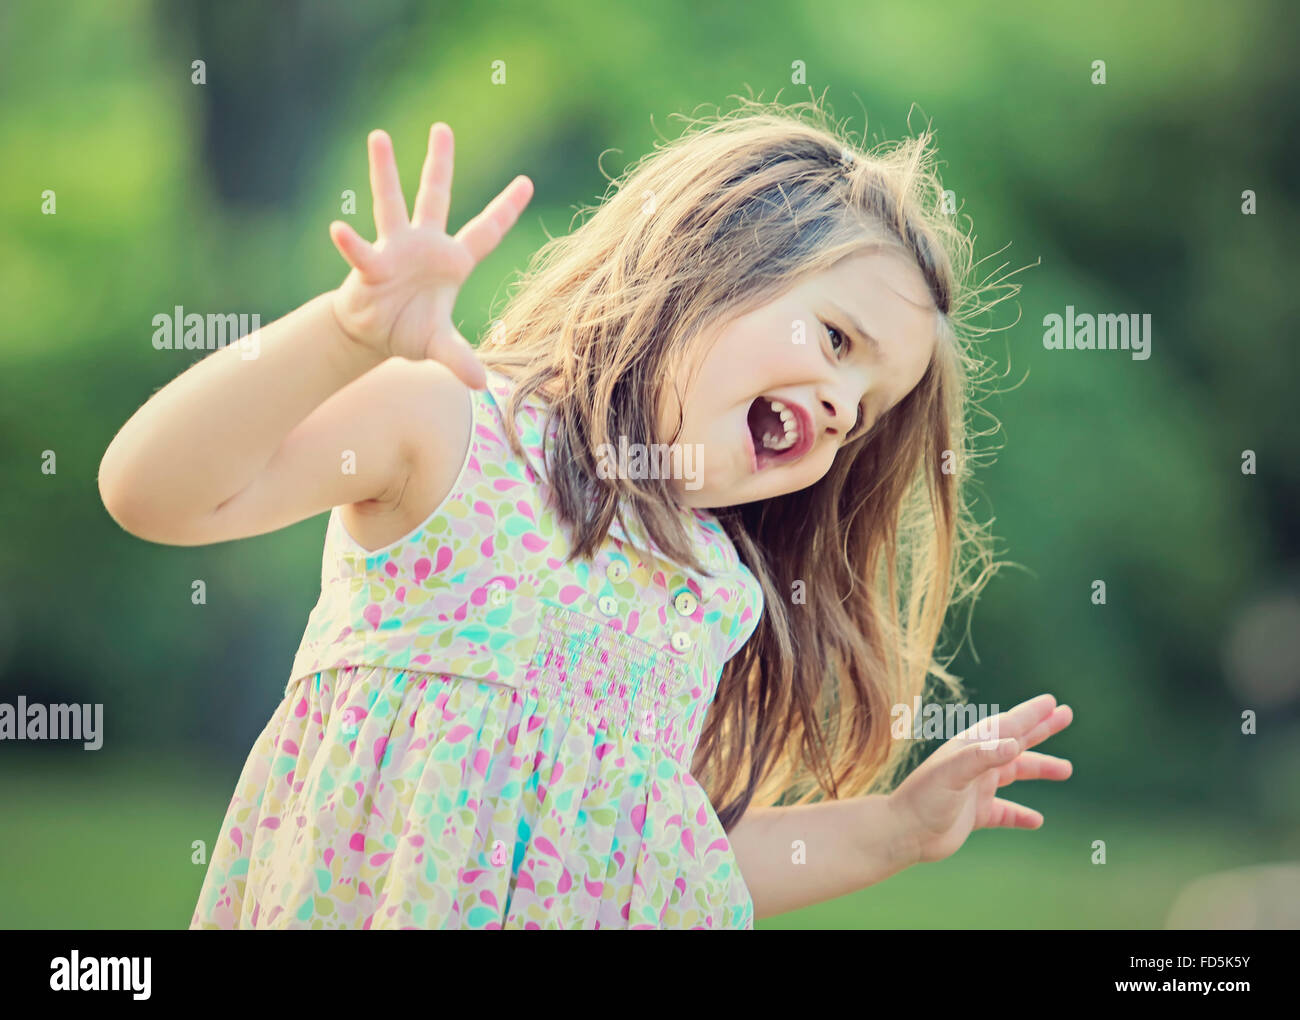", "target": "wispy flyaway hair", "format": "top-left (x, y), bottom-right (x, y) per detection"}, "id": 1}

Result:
top-left (477, 93), bottom-right (1021, 831)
